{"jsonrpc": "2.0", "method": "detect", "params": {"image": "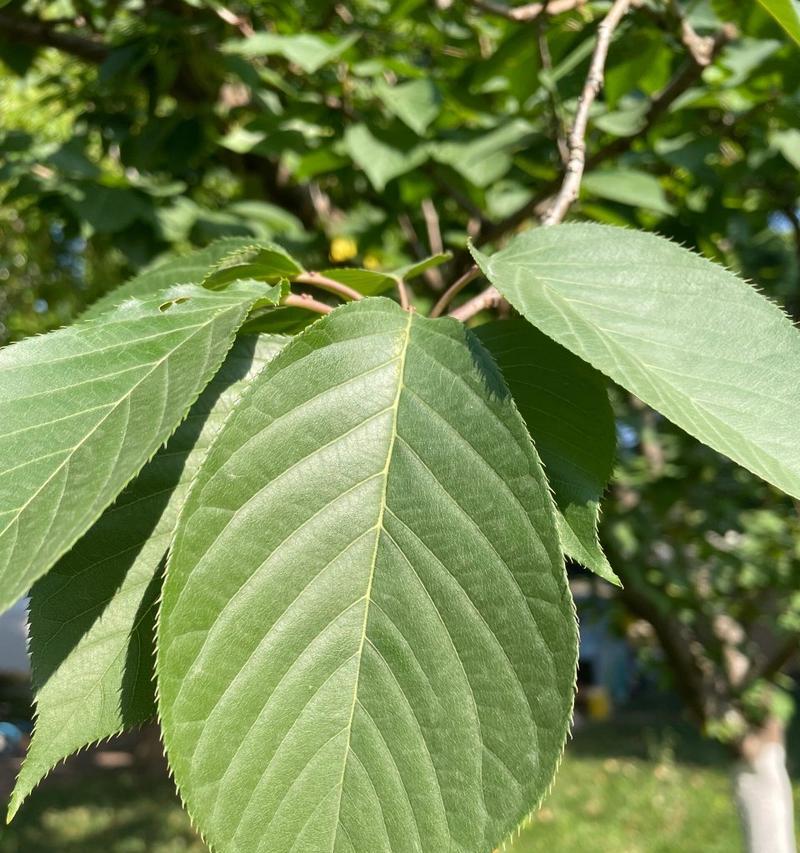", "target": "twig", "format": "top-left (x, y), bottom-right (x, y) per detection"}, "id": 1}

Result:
top-left (0, 10), bottom-right (108, 62)
top-left (541, 0), bottom-right (632, 226)
top-left (430, 265), bottom-right (481, 318)
top-left (399, 213), bottom-right (425, 259)
top-left (215, 5), bottom-right (255, 37)
top-left (396, 278), bottom-right (411, 311)
top-left (293, 271), bottom-right (363, 301)
top-left (422, 198), bottom-right (444, 257)
top-left (668, 0), bottom-right (717, 66)
top-left (448, 285), bottom-right (503, 321)
top-left (537, 19), bottom-right (569, 165)
top-left (282, 293), bottom-right (333, 314)
top-left (470, 0), bottom-right (582, 23)
top-left (421, 198), bottom-right (446, 291)
top-left (471, 21), bottom-right (735, 250)
top-left (399, 213), bottom-right (444, 292)
top-left (451, 0), bottom-right (632, 321)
